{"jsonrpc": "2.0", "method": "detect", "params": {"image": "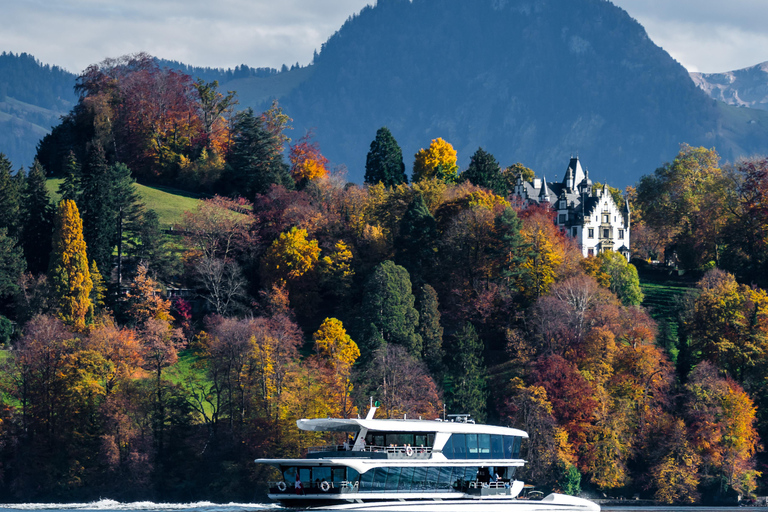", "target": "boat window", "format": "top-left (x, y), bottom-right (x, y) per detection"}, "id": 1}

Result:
top-left (398, 466), bottom-right (414, 491)
top-left (424, 466), bottom-right (438, 489)
top-left (360, 469), bottom-right (375, 490)
top-left (491, 435), bottom-right (504, 459)
top-left (442, 435), bottom-right (455, 458)
top-left (453, 434), bottom-right (467, 458)
top-left (346, 467), bottom-right (360, 483)
top-left (282, 466), bottom-right (296, 482)
top-left (503, 435), bottom-right (515, 458)
top-left (368, 433), bottom-right (385, 447)
top-left (331, 467), bottom-right (346, 484)
top-left (514, 436), bottom-right (523, 459)
top-left (478, 434), bottom-right (491, 456)
top-left (372, 467), bottom-right (386, 489)
top-left (466, 433), bottom-right (479, 459)
top-left (412, 467), bottom-right (427, 490)
top-left (299, 467), bottom-right (311, 483)
top-left (384, 467), bottom-right (401, 491)
top-left (428, 433), bottom-right (435, 447)
top-left (415, 433), bottom-right (428, 448)
top-left (313, 466), bottom-right (331, 484)
top-left (438, 466), bottom-right (454, 489)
